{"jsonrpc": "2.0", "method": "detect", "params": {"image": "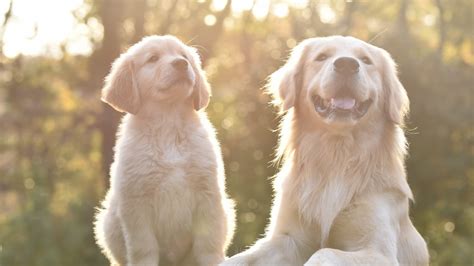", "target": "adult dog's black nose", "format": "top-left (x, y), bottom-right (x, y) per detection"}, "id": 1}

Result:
top-left (172, 58), bottom-right (188, 71)
top-left (334, 57), bottom-right (359, 75)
